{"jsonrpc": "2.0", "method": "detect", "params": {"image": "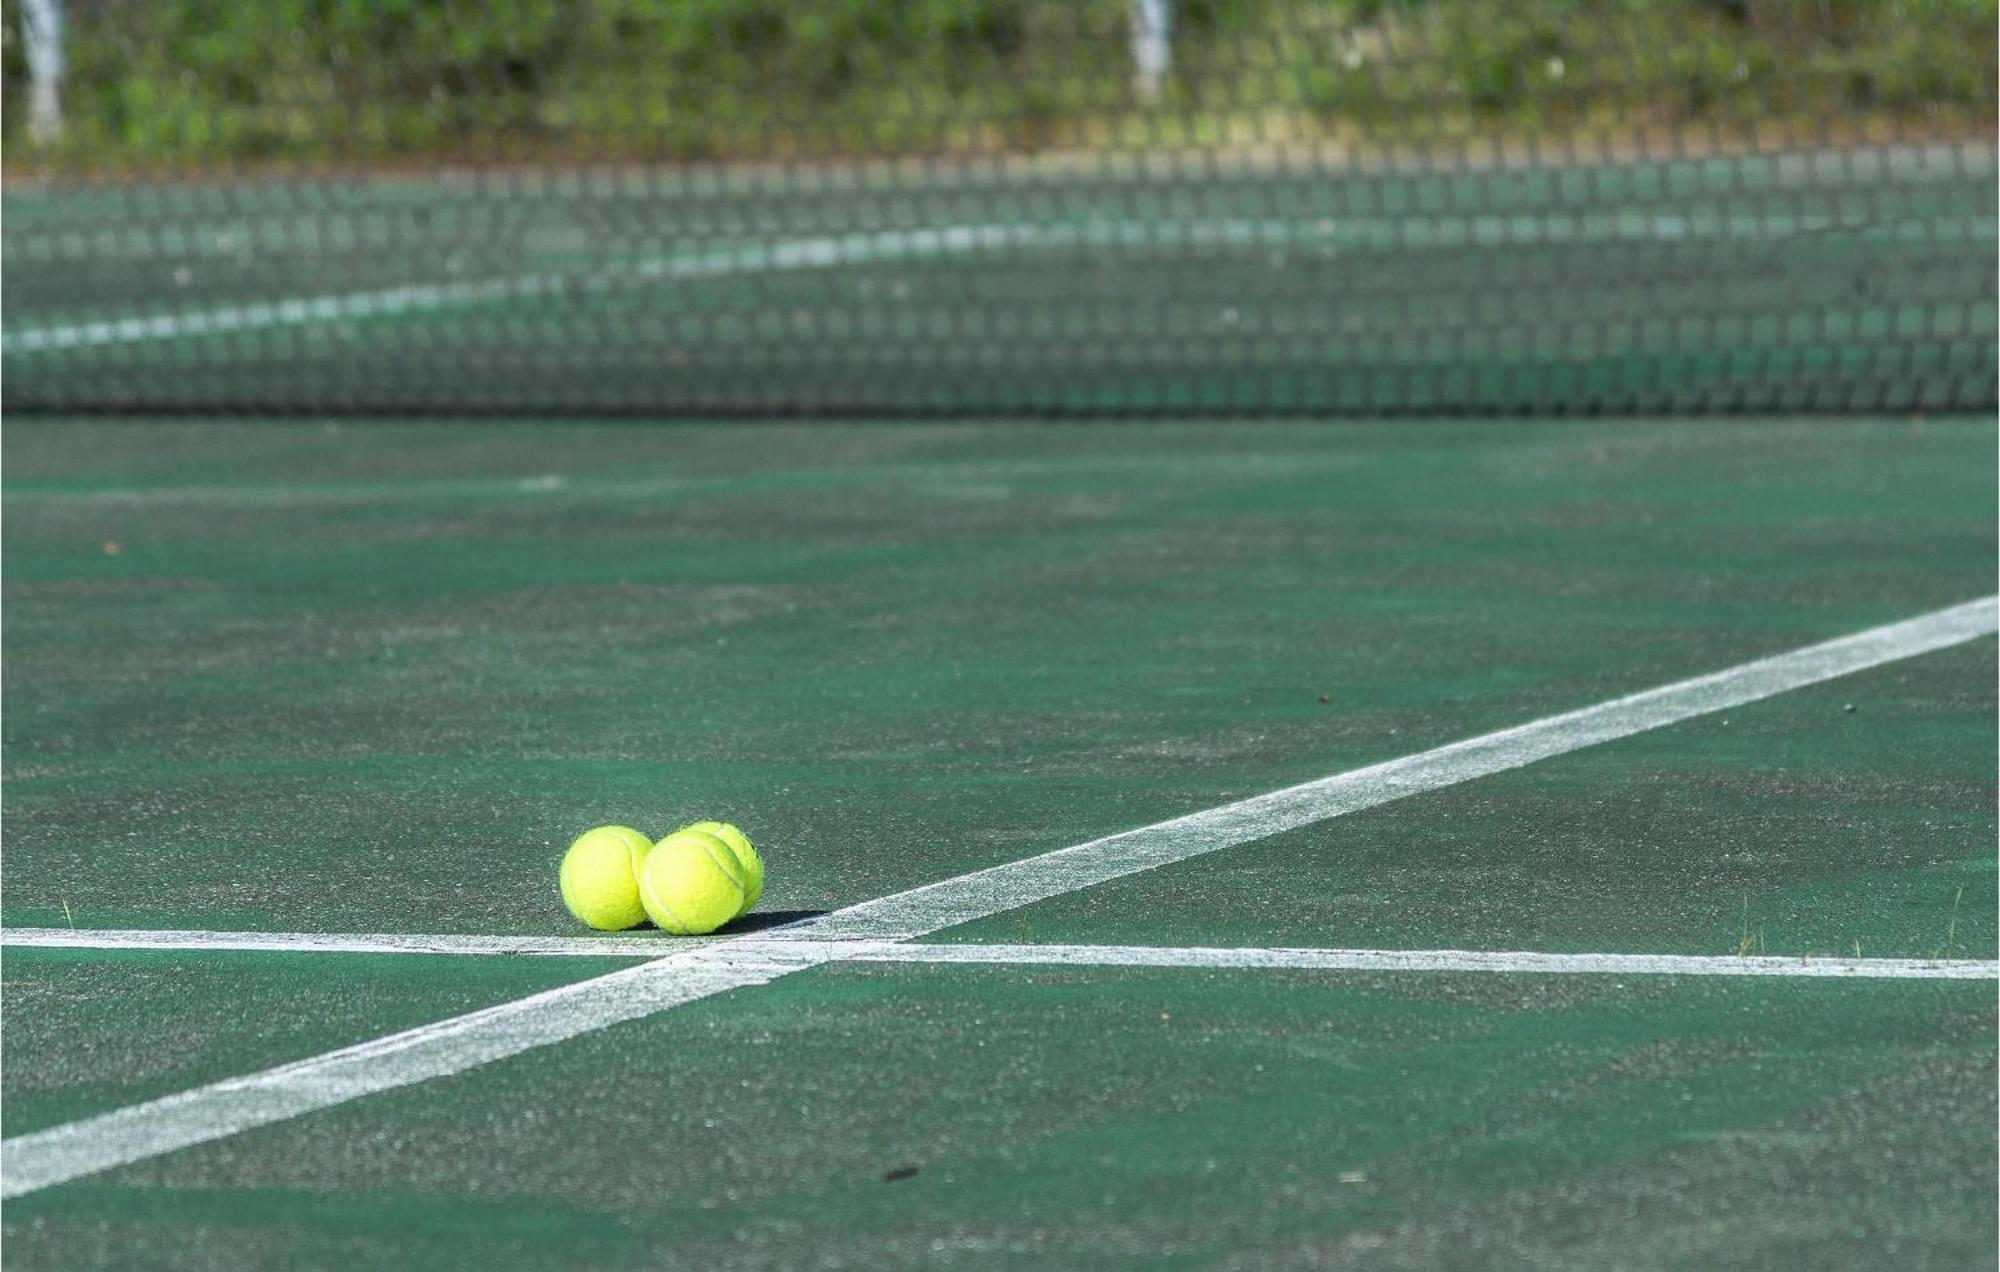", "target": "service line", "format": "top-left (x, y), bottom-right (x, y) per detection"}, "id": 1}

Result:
top-left (6, 927), bottom-right (1992, 980)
